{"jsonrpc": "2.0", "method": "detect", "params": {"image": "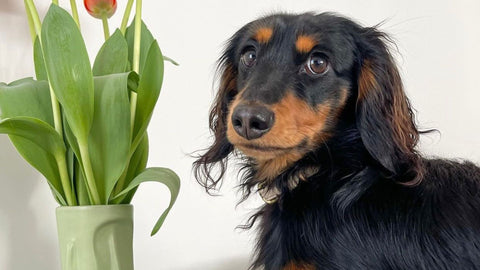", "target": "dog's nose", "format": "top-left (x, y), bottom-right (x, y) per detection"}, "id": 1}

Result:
top-left (231, 105), bottom-right (274, 140)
